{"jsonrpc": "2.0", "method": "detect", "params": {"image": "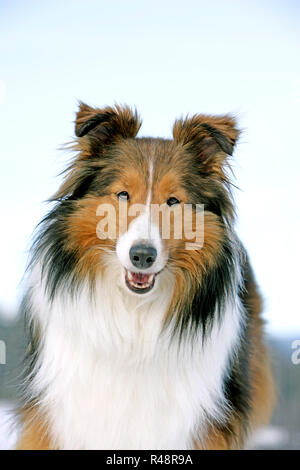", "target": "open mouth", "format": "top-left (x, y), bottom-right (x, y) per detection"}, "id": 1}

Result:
top-left (125, 270), bottom-right (156, 294)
